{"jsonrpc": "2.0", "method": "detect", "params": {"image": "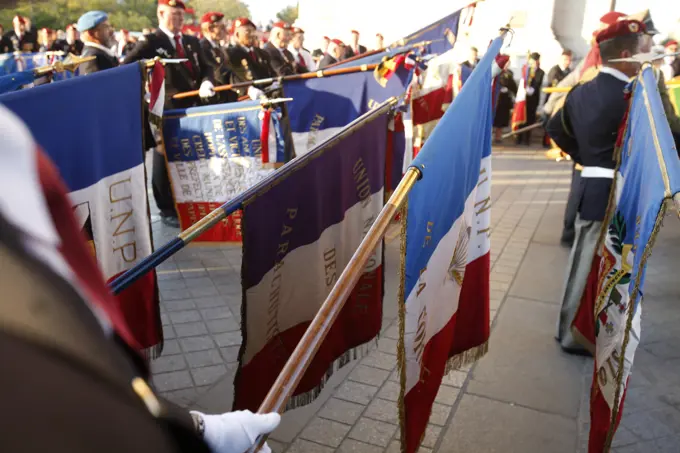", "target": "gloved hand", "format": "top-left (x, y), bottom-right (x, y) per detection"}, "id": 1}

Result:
top-left (191, 410), bottom-right (281, 453)
top-left (199, 81), bottom-right (216, 99)
top-left (526, 86), bottom-right (535, 96)
top-left (500, 86), bottom-right (508, 93)
top-left (248, 86), bottom-right (266, 101)
top-left (269, 81), bottom-right (281, 91)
